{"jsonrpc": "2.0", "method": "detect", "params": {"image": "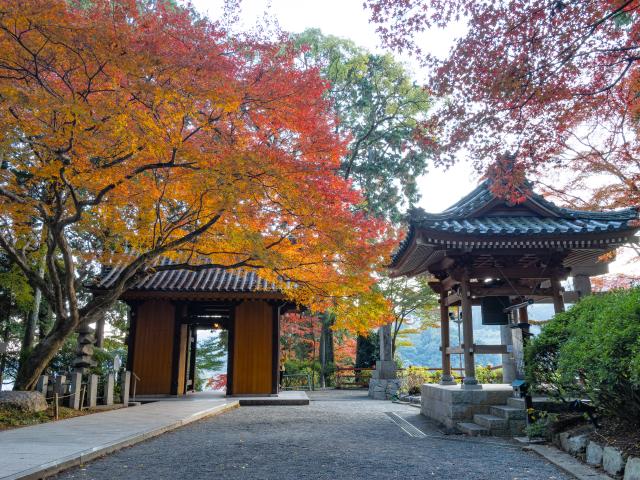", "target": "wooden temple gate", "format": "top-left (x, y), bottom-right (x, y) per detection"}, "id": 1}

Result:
top-left (390, 180), bottom-right (639, 388)
top-left (95, 264), bottom-right (290, 397)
